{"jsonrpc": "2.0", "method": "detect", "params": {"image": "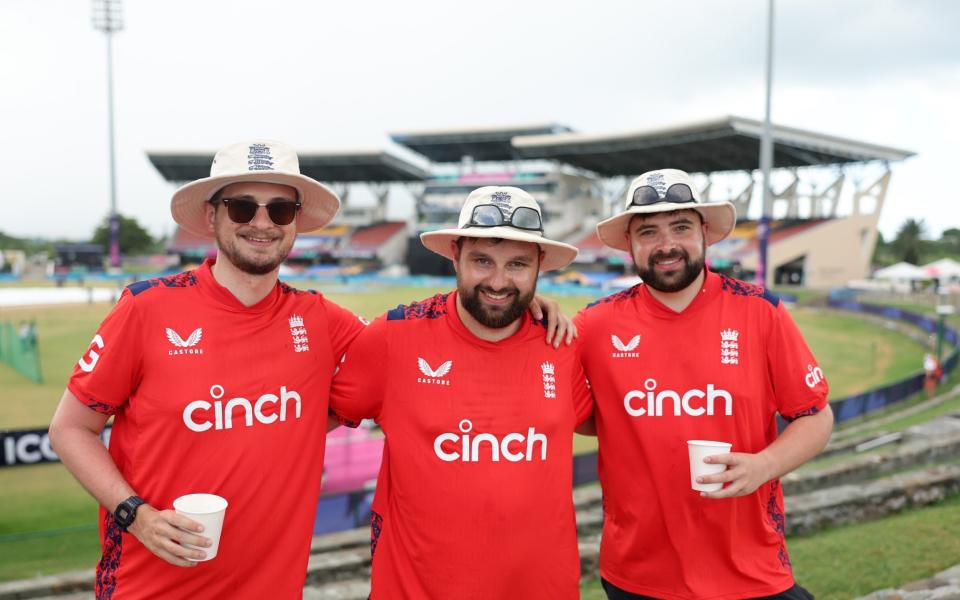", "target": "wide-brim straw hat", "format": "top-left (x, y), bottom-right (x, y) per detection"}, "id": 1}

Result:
top-left (419, 186), bottom-right (578, 272)
top-left (170, 140), bottom-right (340, 236)
top-left (596, 168), bottom-right (736, 251)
